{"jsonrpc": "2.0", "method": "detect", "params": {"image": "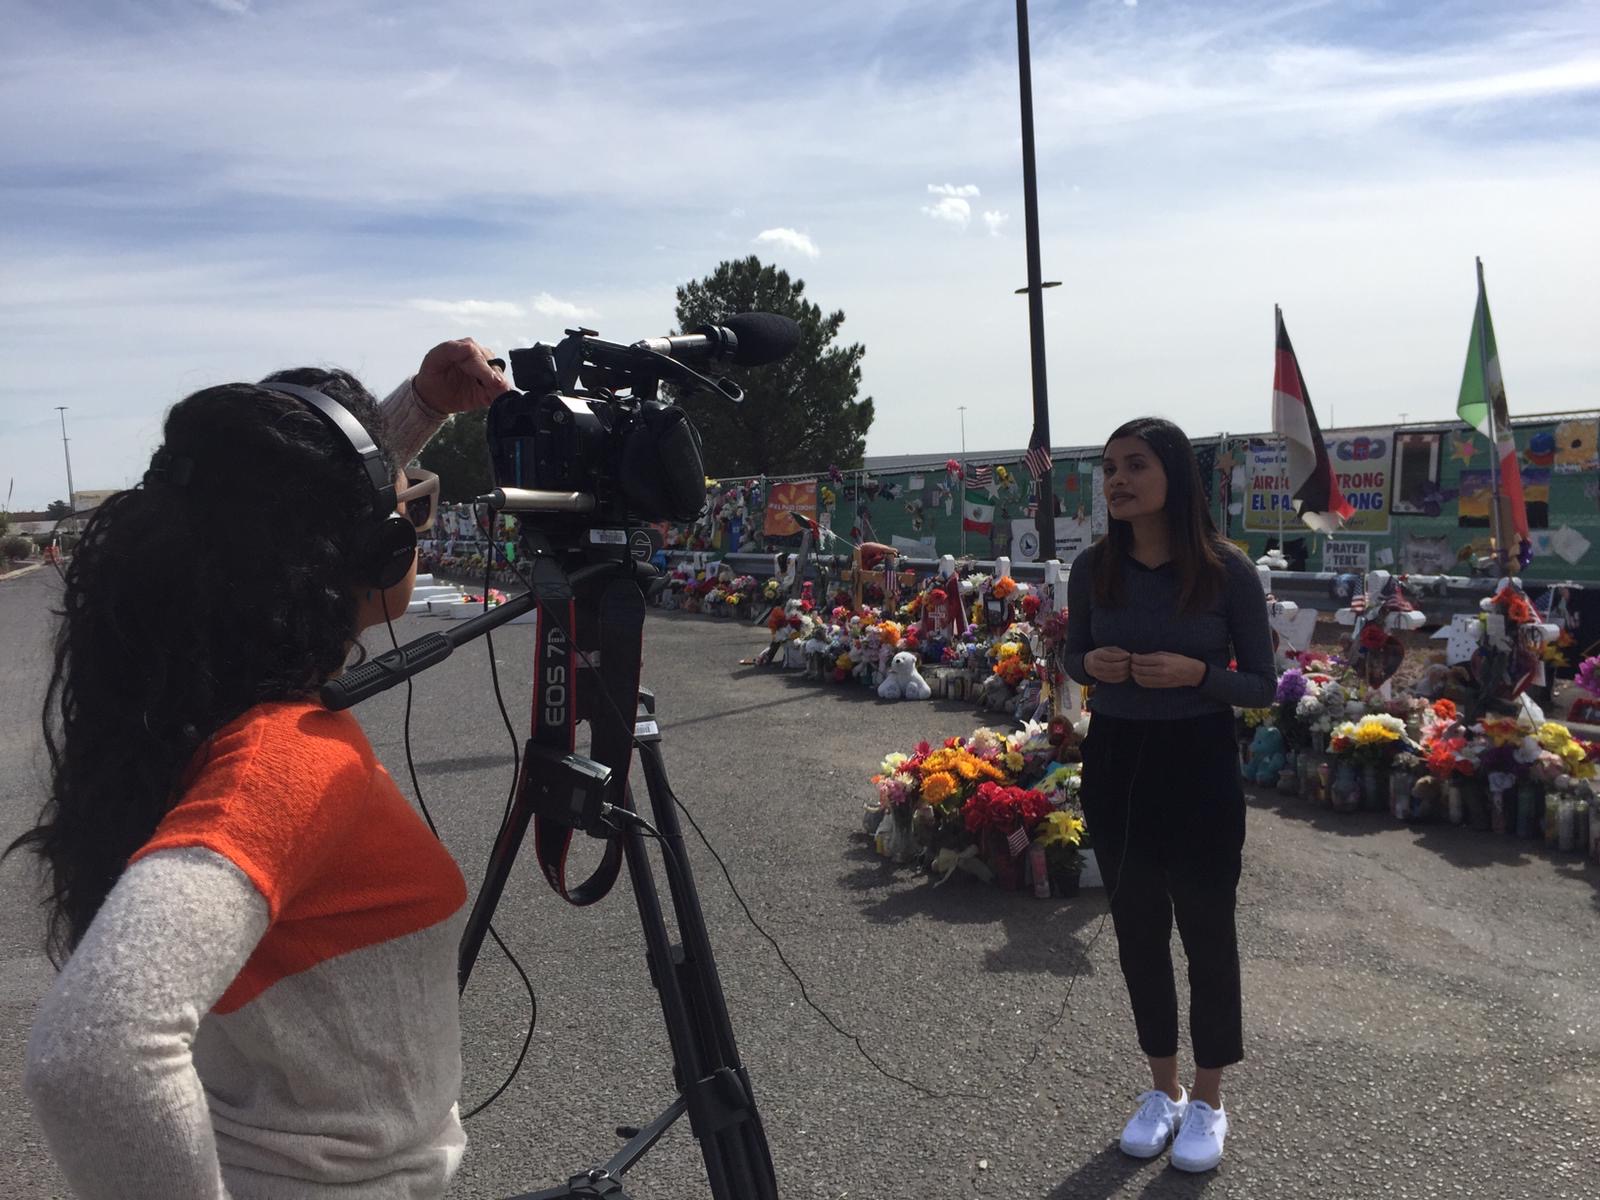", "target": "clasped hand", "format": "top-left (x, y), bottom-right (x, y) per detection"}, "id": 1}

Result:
top-left (1083, 646), bottom-right (1206, 689)
top-left (414, 338), bottom-right (510, 415)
